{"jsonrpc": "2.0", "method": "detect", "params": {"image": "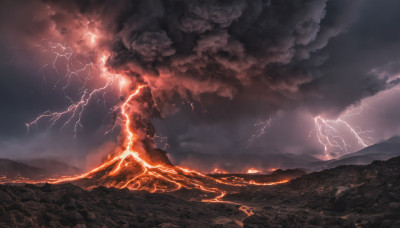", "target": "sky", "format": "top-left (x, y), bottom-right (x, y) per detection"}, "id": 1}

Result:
top-left (0, 0), bottom-right (400, 172)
